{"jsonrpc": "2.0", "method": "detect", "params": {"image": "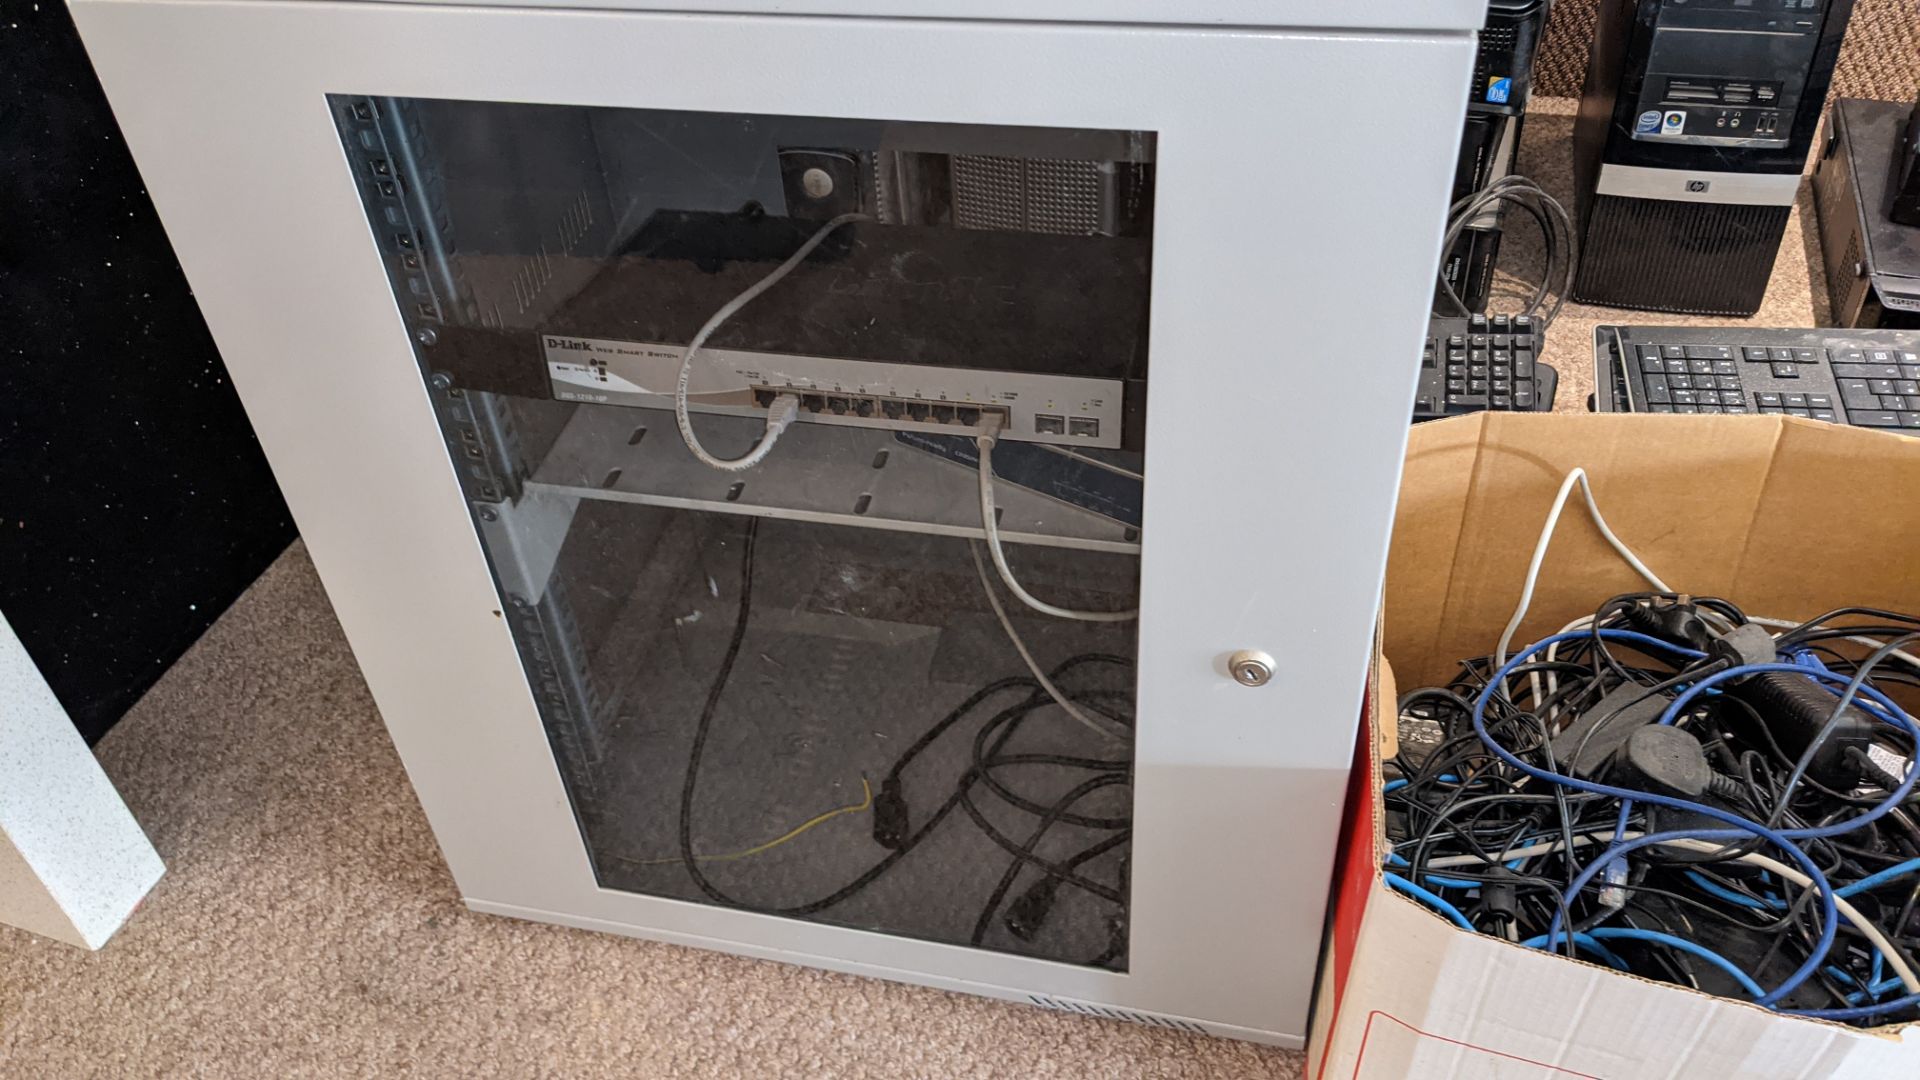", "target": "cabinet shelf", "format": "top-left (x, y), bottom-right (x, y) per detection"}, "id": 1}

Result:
top-left (525, 405), bottom-right (1141, 554)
